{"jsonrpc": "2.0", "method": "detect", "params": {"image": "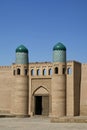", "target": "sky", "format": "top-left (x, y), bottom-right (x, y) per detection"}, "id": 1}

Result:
top-left (0, 0), bottom-right (87, 65)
